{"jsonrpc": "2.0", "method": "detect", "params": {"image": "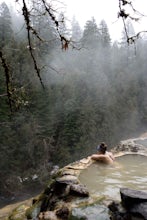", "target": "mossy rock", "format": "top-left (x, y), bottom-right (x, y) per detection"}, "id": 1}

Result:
top-left (8, 204), bottom-right (29, 220)
top-left (42, 178), bottom-right (56, 195)
top-left (69, 203), bottom-right (110, 220)
top-left (56, 175), bottom-right (79, 185)
top-left (73, 195), bottom-right (106, 208)
top-left (25, 201), bottom-right (42, 219)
